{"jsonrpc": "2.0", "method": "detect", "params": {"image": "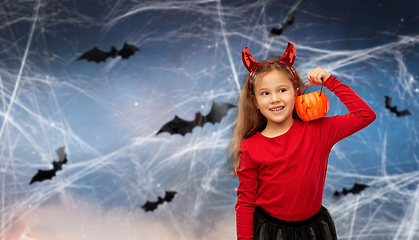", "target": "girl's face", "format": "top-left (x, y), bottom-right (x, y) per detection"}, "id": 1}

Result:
top-left (253, 70), bottom-right (297, 128)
